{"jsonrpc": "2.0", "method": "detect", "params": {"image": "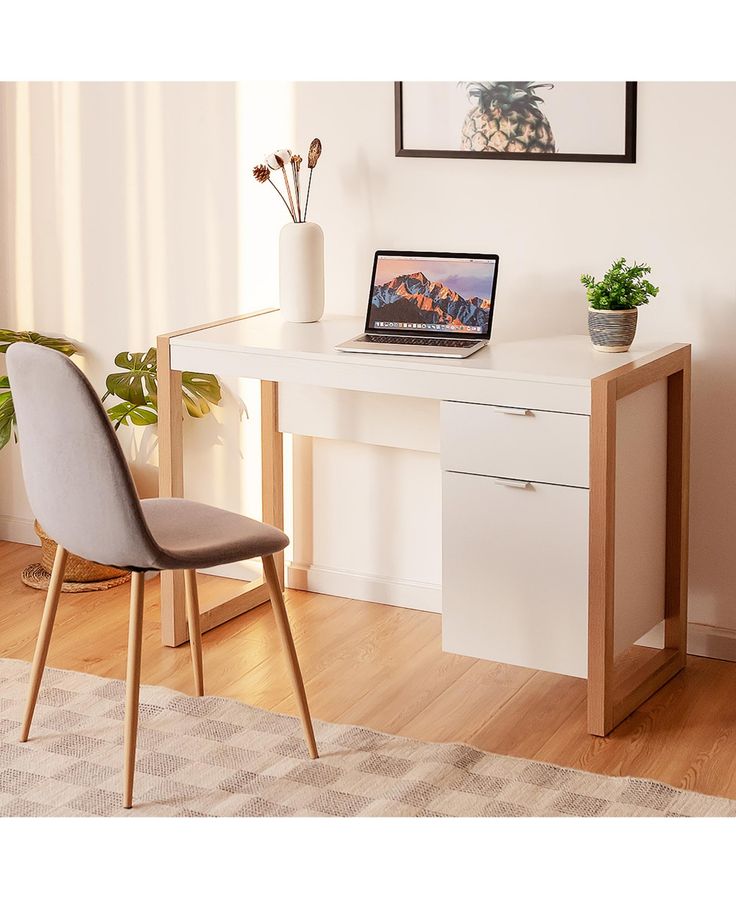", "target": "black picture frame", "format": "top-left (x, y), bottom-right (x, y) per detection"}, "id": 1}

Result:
top-left (394, 82), bottom-right (637, 164)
